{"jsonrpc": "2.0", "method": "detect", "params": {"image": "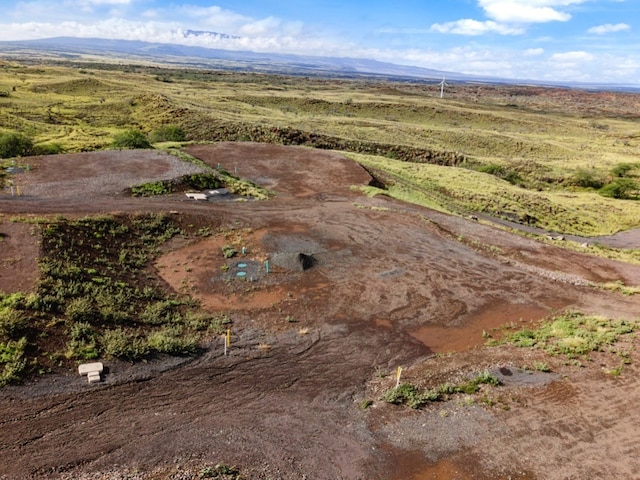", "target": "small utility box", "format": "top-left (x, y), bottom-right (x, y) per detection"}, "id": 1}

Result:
top-left (78, 362), bottom-right (104, 383)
